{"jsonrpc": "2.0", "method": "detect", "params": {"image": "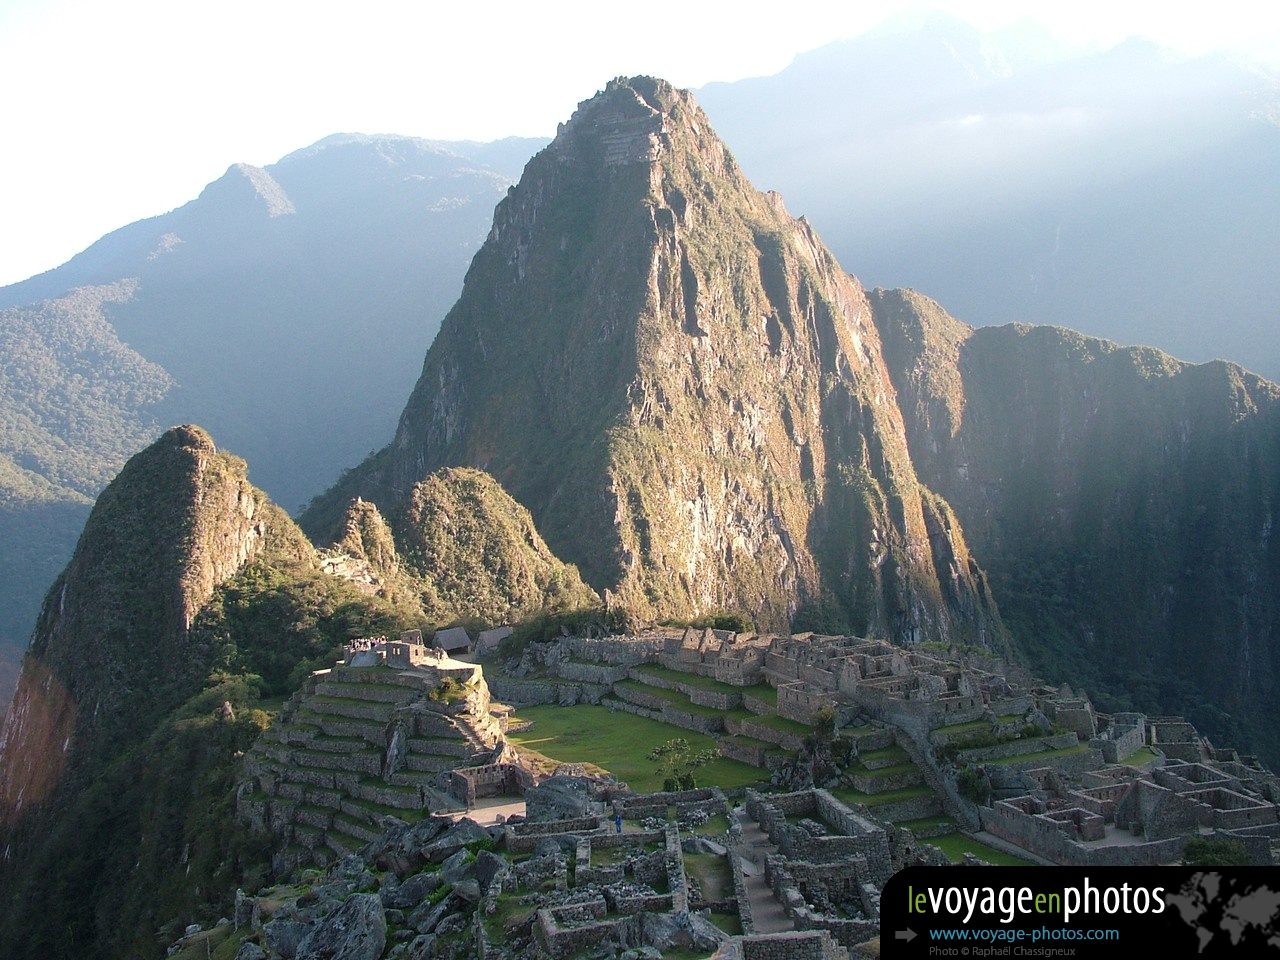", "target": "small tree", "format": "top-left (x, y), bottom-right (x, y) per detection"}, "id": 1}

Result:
top-left (648, 738), bottom-right (716, 792)
top-left (813, 705), bottom-right (837, 744)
